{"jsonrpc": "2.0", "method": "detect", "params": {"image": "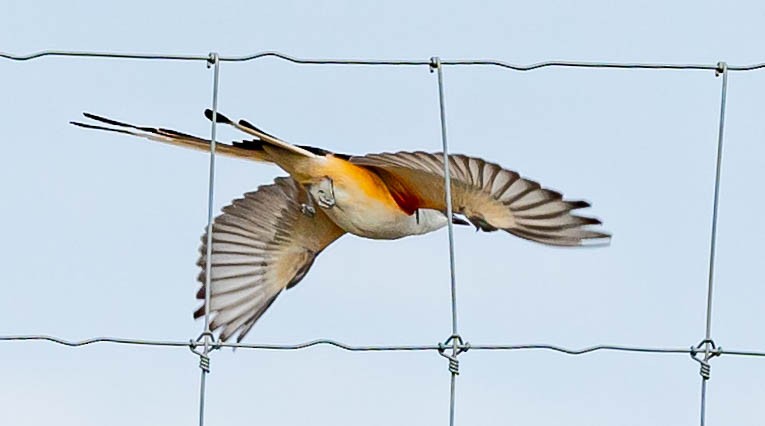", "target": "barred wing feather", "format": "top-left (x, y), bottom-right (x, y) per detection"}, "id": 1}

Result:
top-left (196, 177), bottom-right (345, 342)
top-left (352, 152), bottom-right (610, 247)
